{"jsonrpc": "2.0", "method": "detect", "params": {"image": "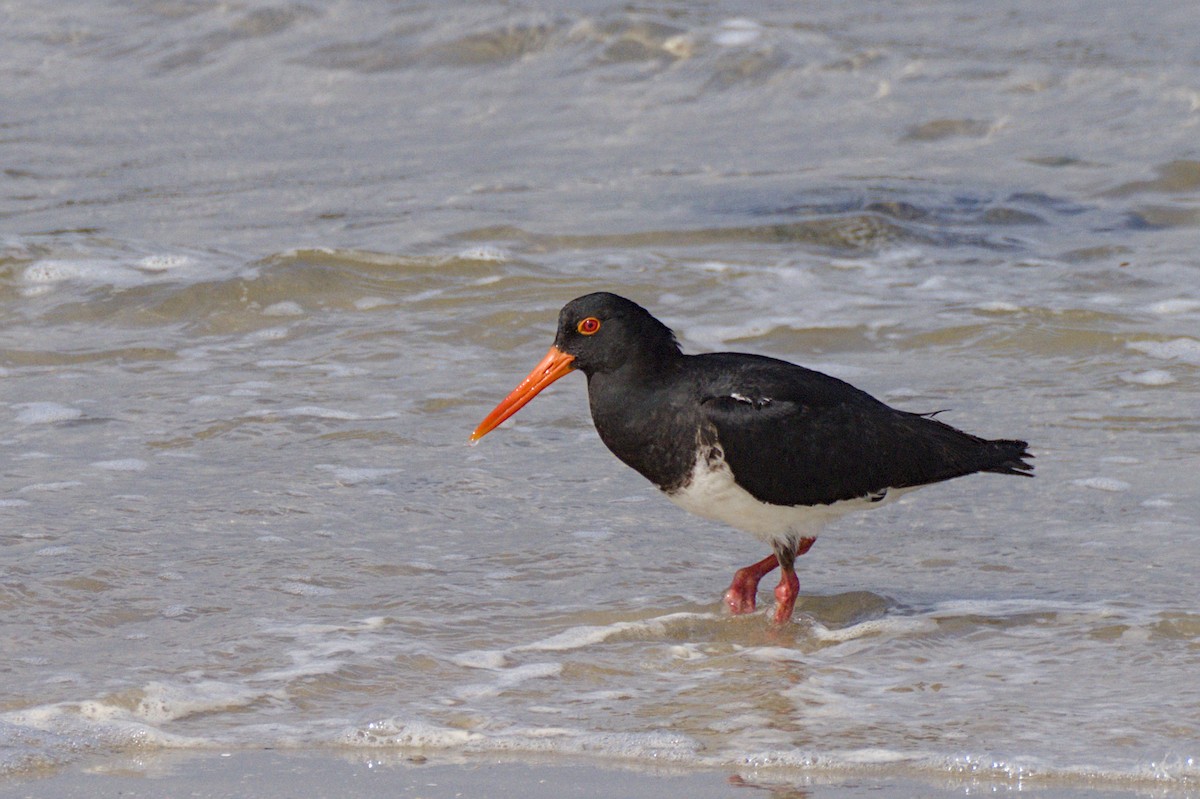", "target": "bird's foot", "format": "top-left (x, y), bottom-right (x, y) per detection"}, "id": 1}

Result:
top-left (771, 569), bottom-right (800, 624)
top-left (724, 584), bottom-right (757, 614)
top-left (723, 554), bottom-right (779, 615)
